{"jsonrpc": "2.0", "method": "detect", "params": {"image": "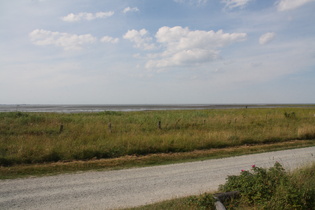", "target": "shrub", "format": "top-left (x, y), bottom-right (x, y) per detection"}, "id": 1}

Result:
top-left (0, 157), bottom-right (13, 166)
top-left (219, 162), bottom-right (287, 205)
top-left (267, 163), bottom-right (315, 210)
top-left (186, 193), bottom-right (216, 210)
top-left (219, 162), bottom-right (315, 209)
top-left (284, 112), bottom-right (296, 119)
top-left (42, 150), bottom-right (62, 162)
